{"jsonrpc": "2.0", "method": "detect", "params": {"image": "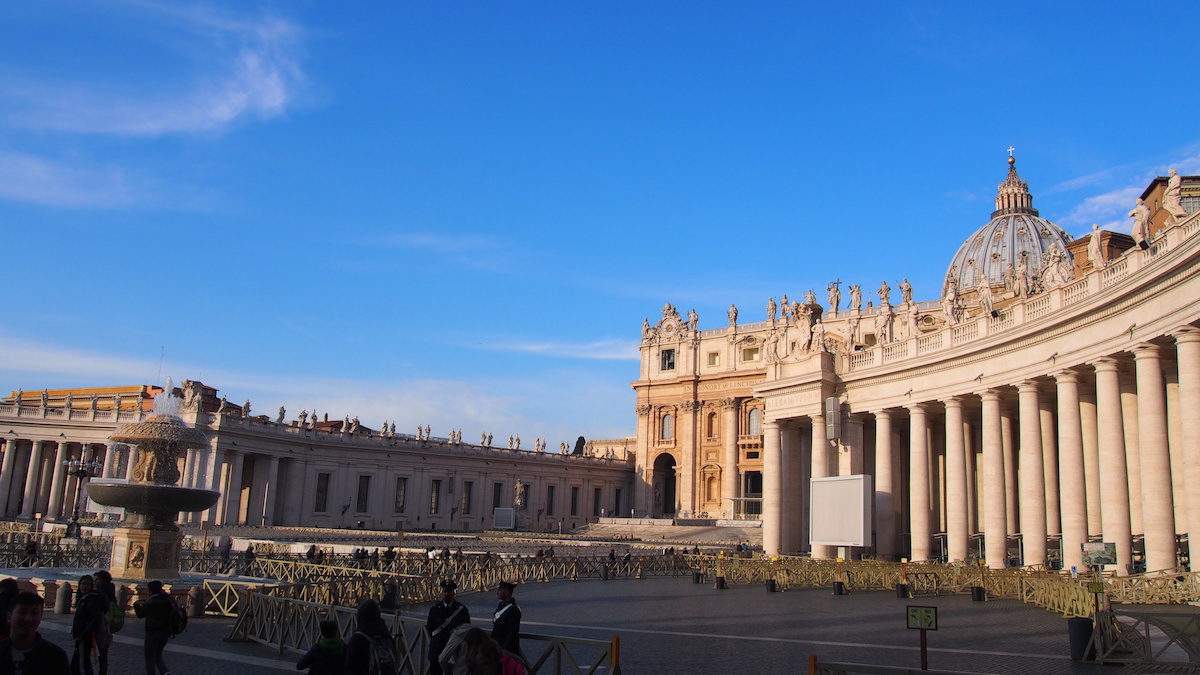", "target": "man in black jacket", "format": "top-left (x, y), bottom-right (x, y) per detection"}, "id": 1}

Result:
top-left (133, 580), bottom-right (174, 675)
top-left (0, 591), bottom-right (69, 675)
top-left (425, 580), bottom-right (469, 675)
top-left (490, 580), bottom-right (521, 657)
